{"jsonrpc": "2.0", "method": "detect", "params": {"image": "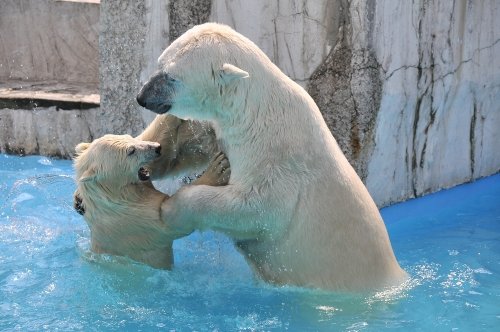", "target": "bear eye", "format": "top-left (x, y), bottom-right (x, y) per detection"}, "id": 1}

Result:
top-left (127, 147), bottom-right (136, 156)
